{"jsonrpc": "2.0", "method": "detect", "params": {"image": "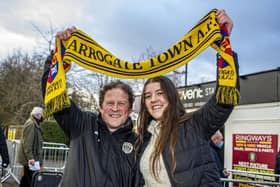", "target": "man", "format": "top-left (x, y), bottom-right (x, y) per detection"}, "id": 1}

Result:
top-left (18, 106), bottom-right (44, 187)
top-left (0, 119), bottom-right (10, 187)
top-left (41, 30), bottom-right (137, 186)
top-left (210, 130), bottom-right (229, 180)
